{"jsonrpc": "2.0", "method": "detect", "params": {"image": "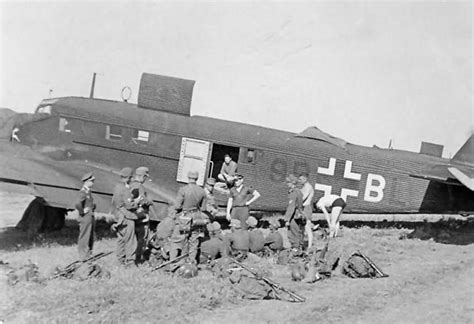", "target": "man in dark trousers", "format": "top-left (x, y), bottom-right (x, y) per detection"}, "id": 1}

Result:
top-left (226, 174), bottom-right (261, 230)
top-left (75, 172), bottom-right (96, 260)
top-left (174, 170), bottom-right (209, 264)
top-left (112, 167), bottom-right (142, 266)
top-left (285, 174), bottom-right (305, 252)
top-left (131, 166), bottom-right (154, 263)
